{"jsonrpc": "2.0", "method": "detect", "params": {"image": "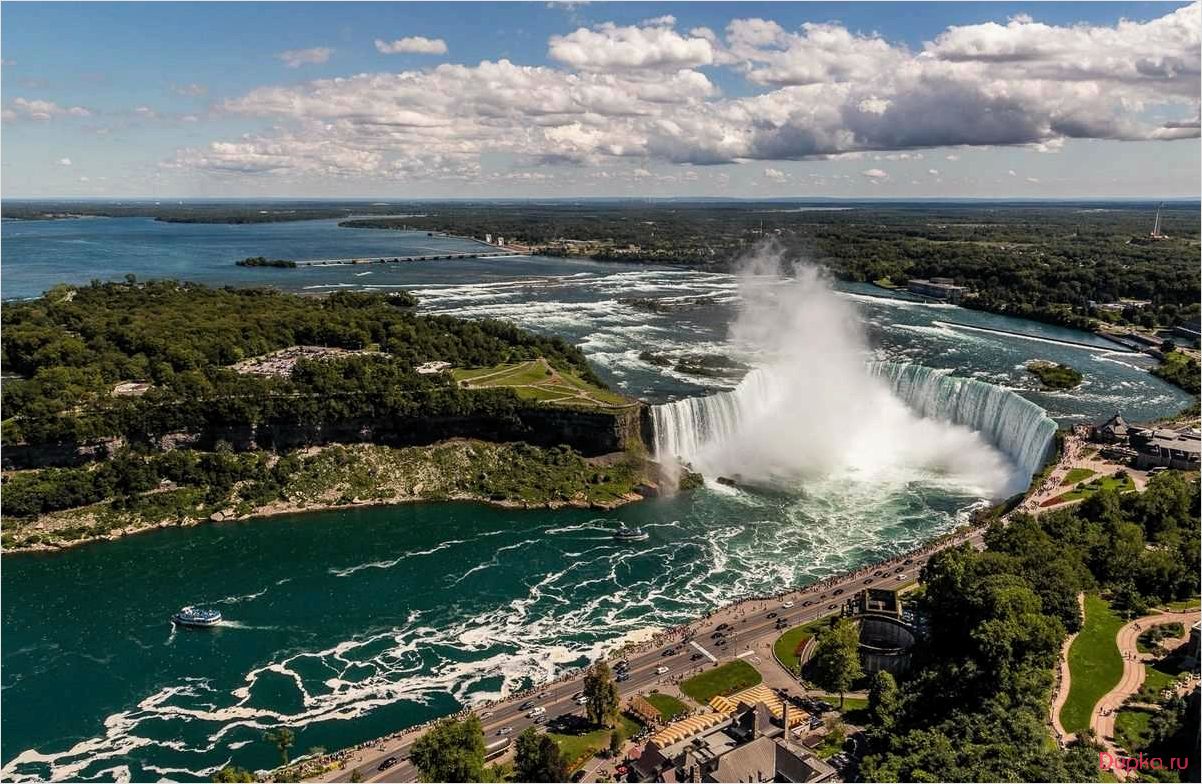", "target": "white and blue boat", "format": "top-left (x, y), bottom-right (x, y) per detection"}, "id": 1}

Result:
top-left (613, 524), bottom-right (649, 542)
top-left (172, 606), bottom-right (222, 628)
